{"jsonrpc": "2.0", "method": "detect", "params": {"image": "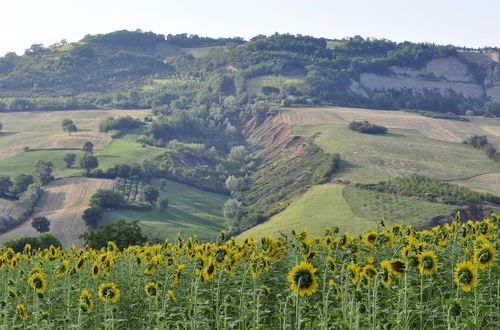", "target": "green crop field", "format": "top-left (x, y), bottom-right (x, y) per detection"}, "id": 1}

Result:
top-left (342, 186), bottom-right (458, 227)
top-left (101, 179), bottom-right (228, 241)
top-left (293, 124), bottom-right (500, 184)
top-left (239, 184), bottom-right (374, 239)
top-left (246, 75), bottom-right (305, 94)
